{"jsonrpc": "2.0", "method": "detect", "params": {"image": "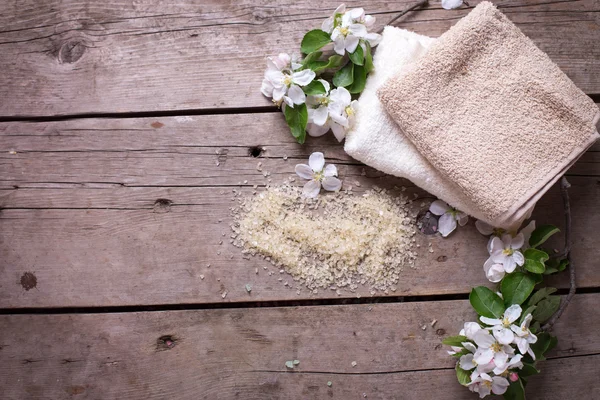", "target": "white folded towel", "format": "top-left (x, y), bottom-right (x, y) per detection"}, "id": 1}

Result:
top-left (344, 26), bottom-right (496, 224)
